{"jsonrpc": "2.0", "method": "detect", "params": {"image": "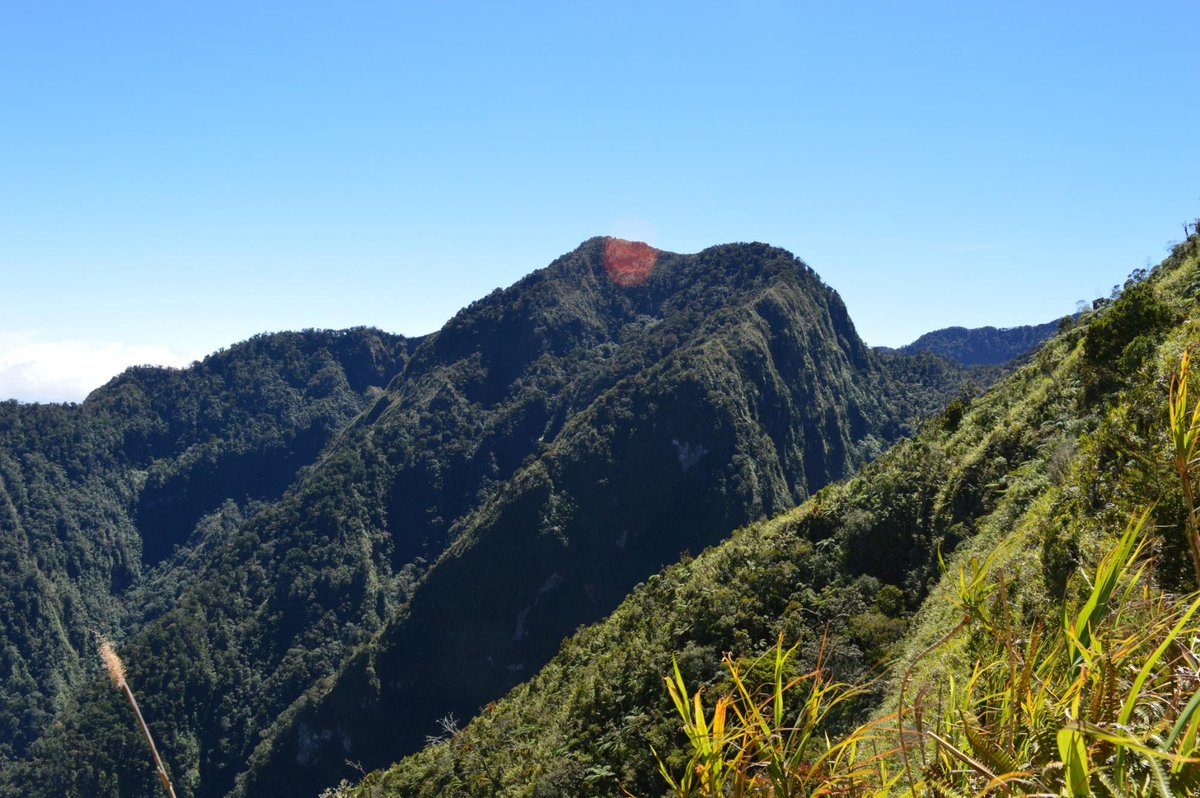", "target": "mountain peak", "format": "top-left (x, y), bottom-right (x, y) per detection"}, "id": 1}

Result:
top-left (600, 237), bottom-right (659, 286)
